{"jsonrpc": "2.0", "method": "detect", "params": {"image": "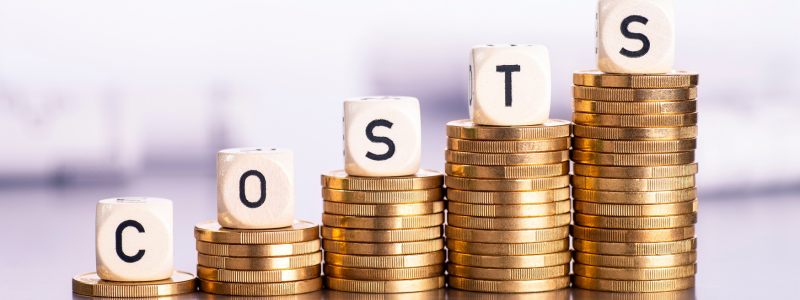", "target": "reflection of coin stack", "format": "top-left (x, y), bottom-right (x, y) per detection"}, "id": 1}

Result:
top-left (570, 71), bottom-right (699, 292)
top-left (320, 170), bottom-right (447, 293)
top-left (194, 221), bottom-right (323, 296)
top-left (443, 120), bottom-right (573, 293)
